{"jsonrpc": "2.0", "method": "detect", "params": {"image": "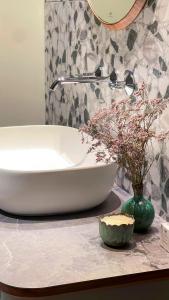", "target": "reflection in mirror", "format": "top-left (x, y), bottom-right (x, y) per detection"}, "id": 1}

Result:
top-left (87, 0), bottom-right (147, 30)
top-left (88, 0), bottom-right (136, 24)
